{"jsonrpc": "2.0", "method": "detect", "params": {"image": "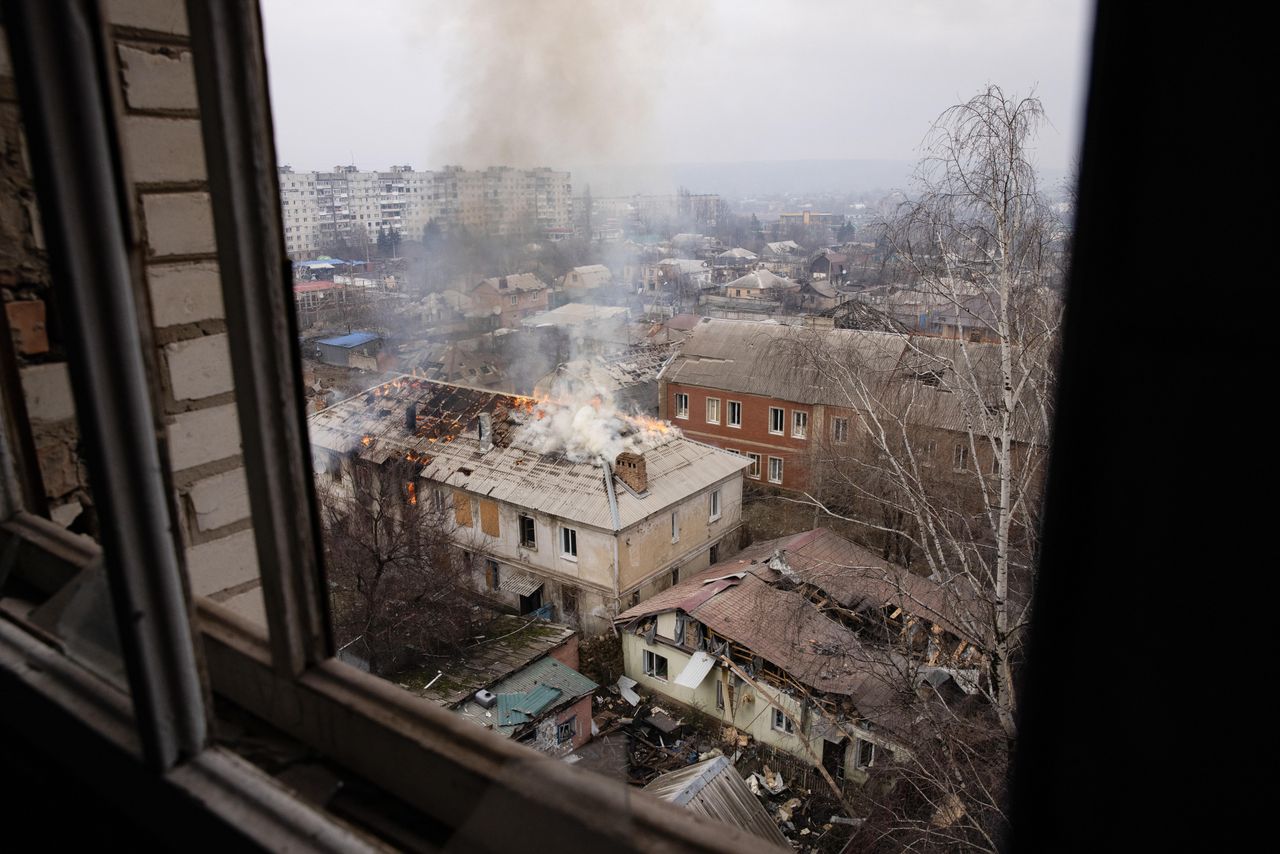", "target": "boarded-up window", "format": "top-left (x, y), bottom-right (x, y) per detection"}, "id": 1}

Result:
top-left (453, 490), bottom-right (472, 527)
top-left (479, 499), bottom-right (500, 537)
